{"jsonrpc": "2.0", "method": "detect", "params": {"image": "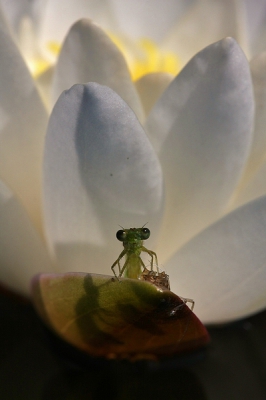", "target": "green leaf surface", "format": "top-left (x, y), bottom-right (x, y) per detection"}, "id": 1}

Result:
top-left (31, 273), bottom-right (210, 360)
